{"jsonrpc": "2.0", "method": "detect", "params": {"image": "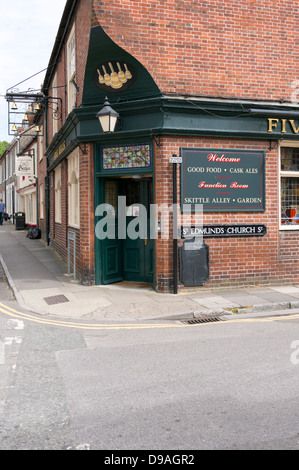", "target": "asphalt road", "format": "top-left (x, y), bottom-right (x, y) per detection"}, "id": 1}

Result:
top-left (0, 276), bottom-right (299, 451)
